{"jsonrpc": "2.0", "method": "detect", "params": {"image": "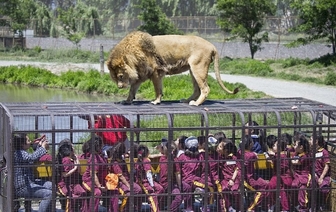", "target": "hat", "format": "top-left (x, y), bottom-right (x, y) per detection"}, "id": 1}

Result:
top-left (208, 136), bottom-right (218, 148)
top-left (185, 136), bottom-right (198, 149)
top-left (105, 173), bottom-right (119, 190)
top-left (156, 138), bottom-right (168, 150)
